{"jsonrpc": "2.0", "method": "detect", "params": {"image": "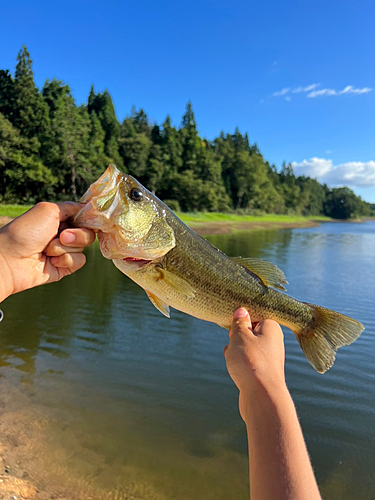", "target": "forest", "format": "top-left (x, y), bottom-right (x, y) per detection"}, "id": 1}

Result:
top-left (0, 46), bottom-right (373, 219)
